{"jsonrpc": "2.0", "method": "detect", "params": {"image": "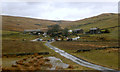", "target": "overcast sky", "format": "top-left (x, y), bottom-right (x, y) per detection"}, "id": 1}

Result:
top-left (2, 2), bottom-right (118, 21)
